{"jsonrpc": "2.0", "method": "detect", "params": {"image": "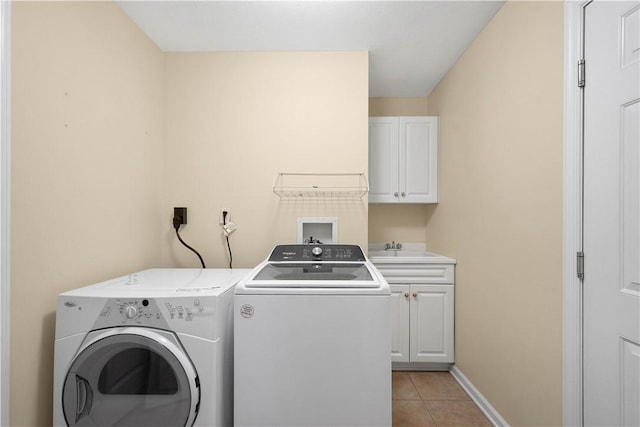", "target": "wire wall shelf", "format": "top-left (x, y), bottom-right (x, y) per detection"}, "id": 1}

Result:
top-left (273, 173), bottom-right (369, 200)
